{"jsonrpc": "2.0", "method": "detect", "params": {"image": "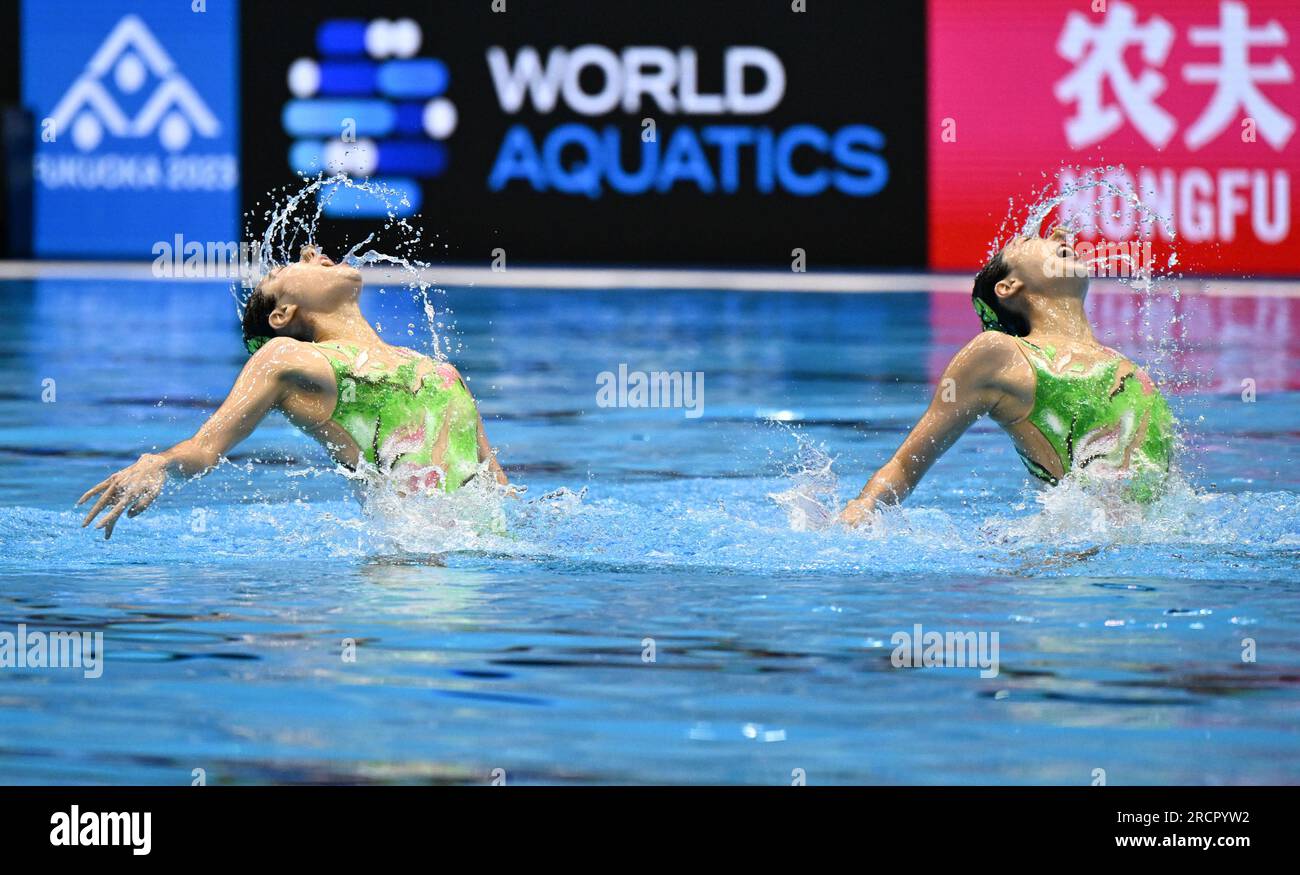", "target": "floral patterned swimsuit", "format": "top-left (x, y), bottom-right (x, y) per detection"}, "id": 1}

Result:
top-left (312, 341), bottom-right (481, 494)
top-left (1011, 338), bottom-right (1175, 502)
